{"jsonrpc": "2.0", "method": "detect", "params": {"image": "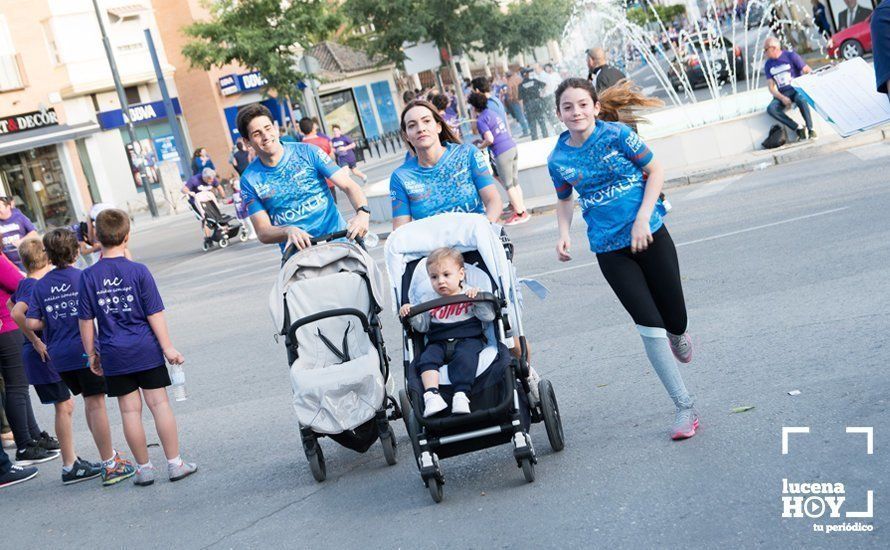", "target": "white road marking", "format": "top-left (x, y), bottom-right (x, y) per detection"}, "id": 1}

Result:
top-left (684, 175), bottom-right (743, 200)
top-left (525, 207), bottom-right (849, 279)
